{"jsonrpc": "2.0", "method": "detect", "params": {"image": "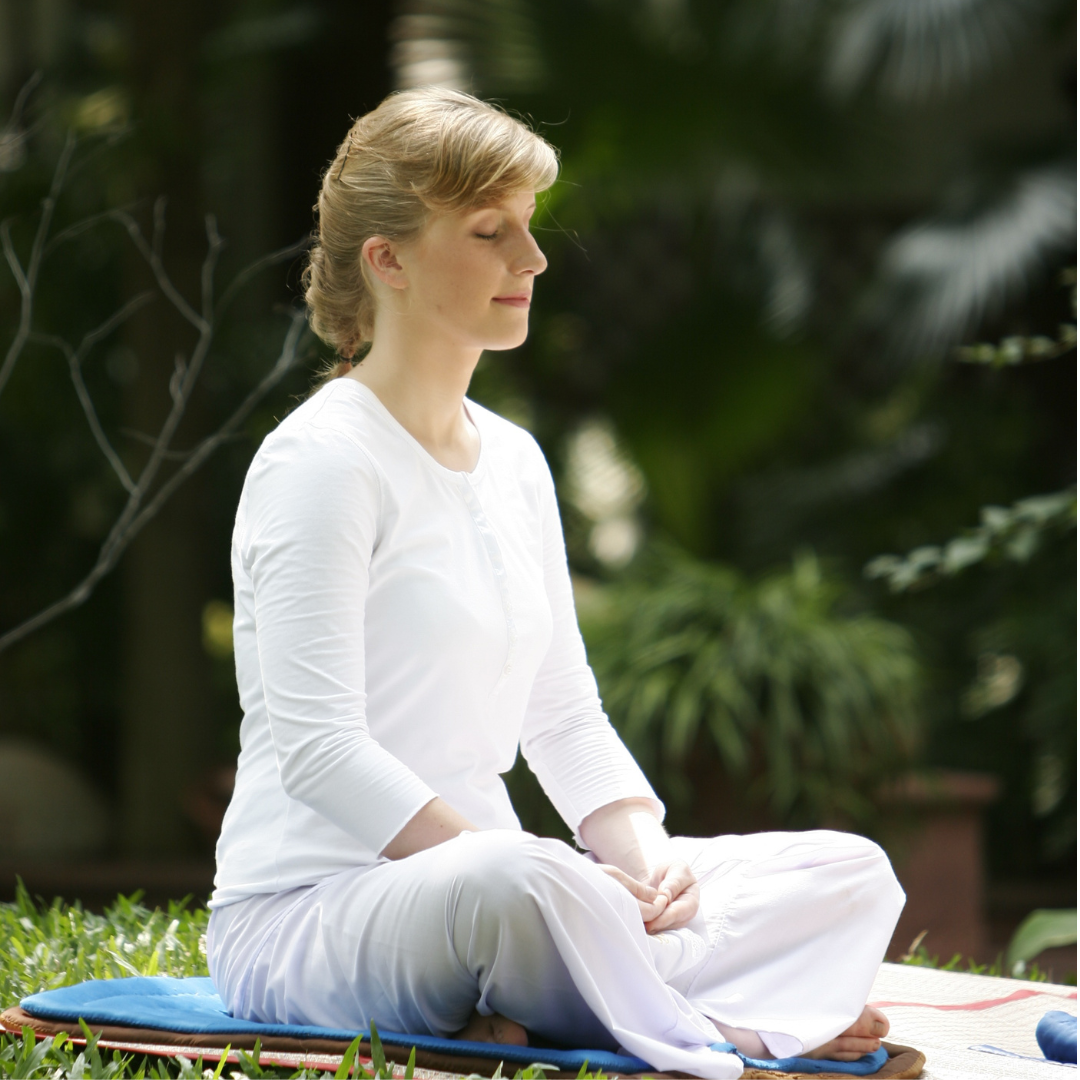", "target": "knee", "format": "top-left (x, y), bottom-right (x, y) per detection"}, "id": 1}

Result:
top-left (802, 830), bottom-right (905, 904)
top-left (839, 832), bottom-right (905, 910)
top-left (445, 832), bottom-right (559, 967)
top-left (450, 830), bottom-right (558, 911)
